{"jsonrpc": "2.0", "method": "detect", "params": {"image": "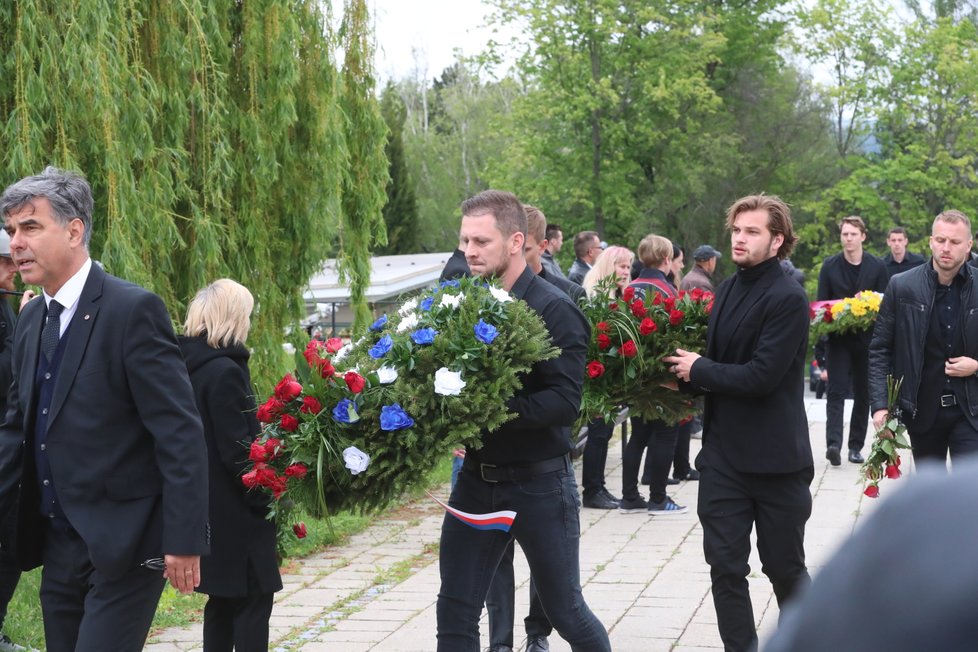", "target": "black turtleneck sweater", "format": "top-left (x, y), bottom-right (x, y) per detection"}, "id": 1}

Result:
top-left (711, 257), bottom-right (781, 357)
